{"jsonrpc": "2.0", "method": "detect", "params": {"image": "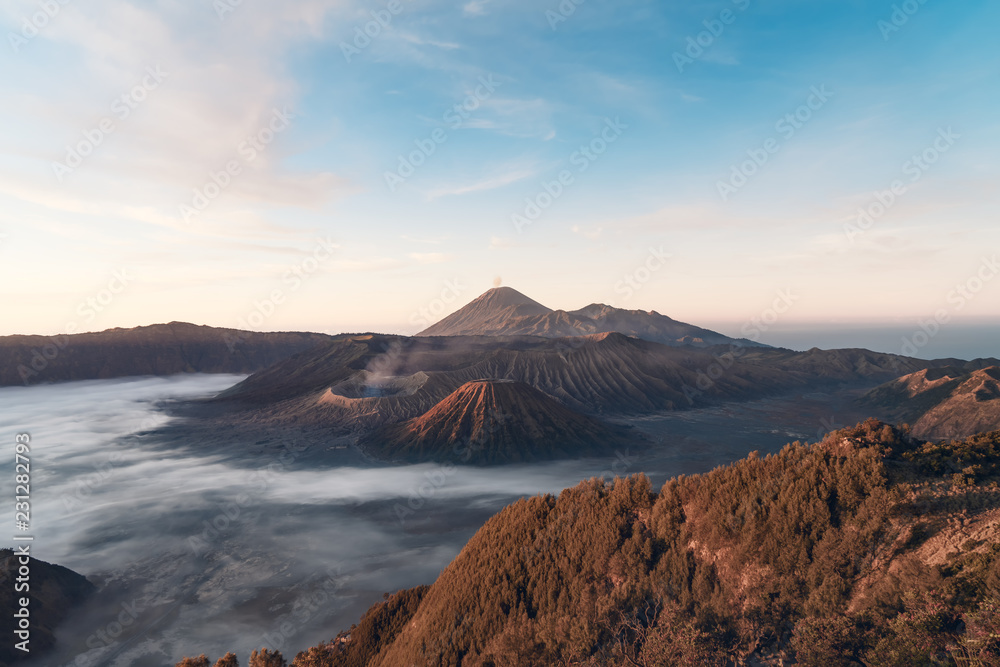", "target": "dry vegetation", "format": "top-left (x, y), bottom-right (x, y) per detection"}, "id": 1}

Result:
top-left (177, 420), bottom-right (1000, 666)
